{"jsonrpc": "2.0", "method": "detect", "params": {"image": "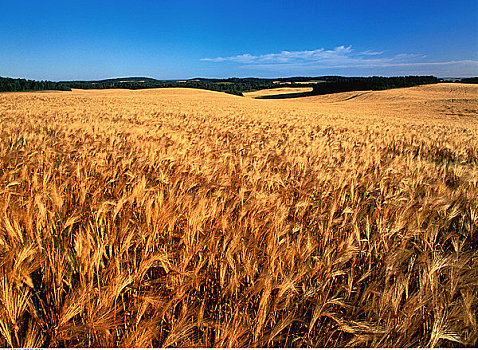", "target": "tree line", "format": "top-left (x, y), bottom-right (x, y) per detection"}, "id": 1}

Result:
top-left (0, 77), bottom-right (70, 92)
top-left (3, 75), bottom-right (476, 95)
top-left (311, 76), bottom-right (439, 95)
top-left (460, 77), bottom-right (478, 84)
top-left (61, 77), bottom-right (291, 96)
